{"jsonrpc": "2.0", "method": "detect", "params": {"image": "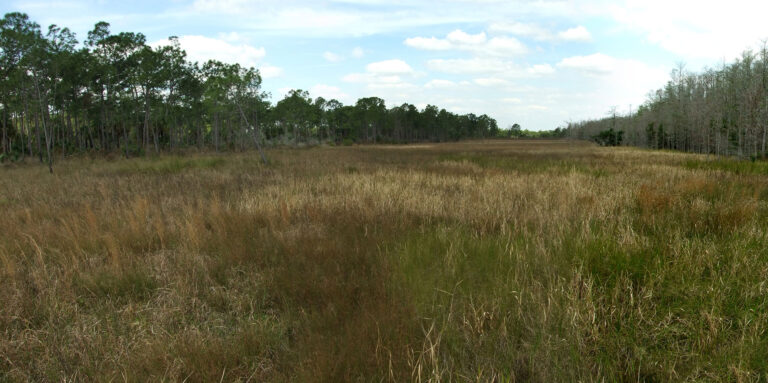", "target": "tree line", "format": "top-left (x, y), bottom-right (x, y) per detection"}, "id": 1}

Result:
top-left (496, 123), bottom-right (567, 139)
top-left (566, 45), bottom-right (768, 157)
top-left (0, 12), bottom-right (500, 170)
